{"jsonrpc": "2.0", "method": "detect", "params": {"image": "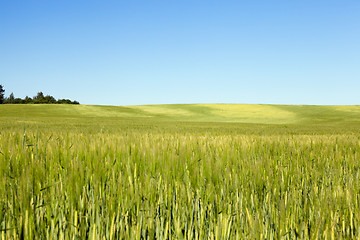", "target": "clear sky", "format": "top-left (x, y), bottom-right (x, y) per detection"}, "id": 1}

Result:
top-left (1, 0), bottom-right (359, 105)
